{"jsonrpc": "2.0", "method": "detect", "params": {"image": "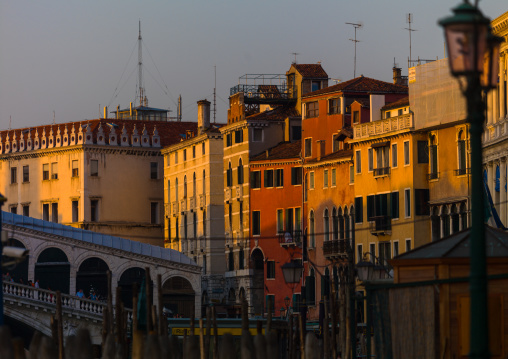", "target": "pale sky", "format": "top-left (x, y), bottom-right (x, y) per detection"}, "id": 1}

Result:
top-left (0, 0), bottom-right (506, 130)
